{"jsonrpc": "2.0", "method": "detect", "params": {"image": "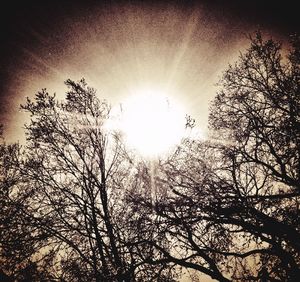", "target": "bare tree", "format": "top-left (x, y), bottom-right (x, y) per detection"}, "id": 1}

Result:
top-left (16, 79), bottom-right (173, 281)
top-left (3, 33), bottom-right (299, 282)
top-left (134, 33), bottom-right (300, 281)
top-left (0, 127), bottom-right (54, 281)
top-left (209, 32), bottom-right (300, 280)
